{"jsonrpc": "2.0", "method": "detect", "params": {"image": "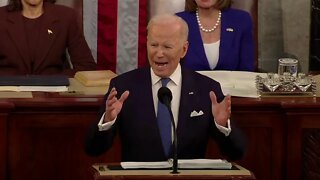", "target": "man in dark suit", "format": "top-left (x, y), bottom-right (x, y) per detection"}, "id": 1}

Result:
top-left (85, 14), bottom-right (246, 162)
top-left (0, 0), bottom-right (96, 76)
